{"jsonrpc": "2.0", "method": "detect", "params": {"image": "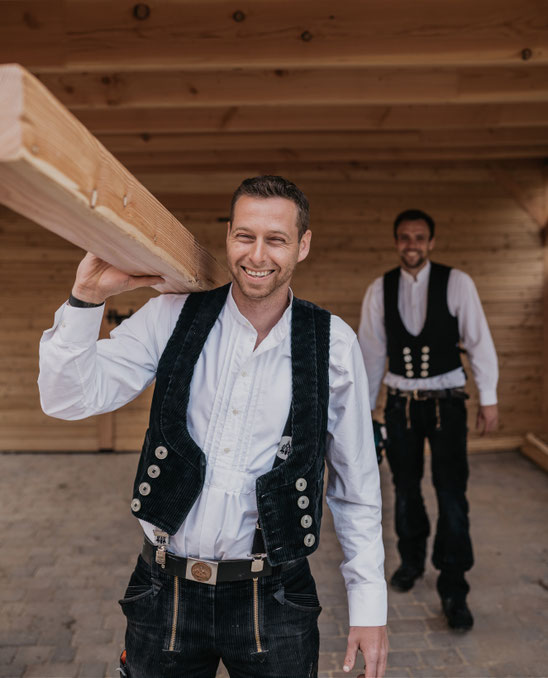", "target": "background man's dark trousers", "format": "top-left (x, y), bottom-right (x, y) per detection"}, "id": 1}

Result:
top-left (384, 392), bottom-right (473, 601)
